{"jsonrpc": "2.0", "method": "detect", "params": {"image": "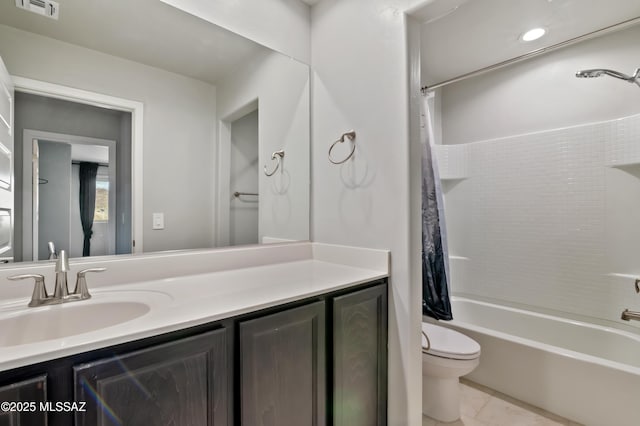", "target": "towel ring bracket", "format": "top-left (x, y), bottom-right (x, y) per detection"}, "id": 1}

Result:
top-left (264, 150), bottom-right (285, 177)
